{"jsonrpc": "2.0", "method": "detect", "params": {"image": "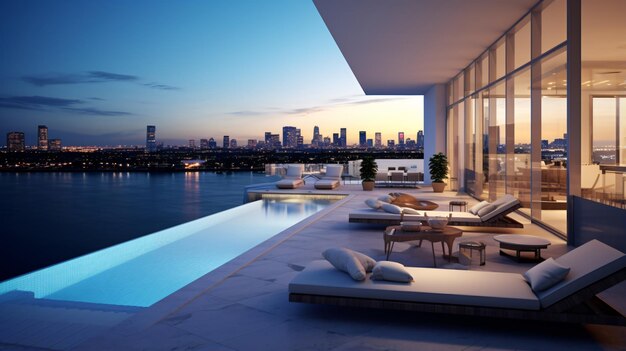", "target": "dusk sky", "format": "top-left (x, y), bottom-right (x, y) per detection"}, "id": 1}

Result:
top-left (0, 0), bottom-right (423, 147)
